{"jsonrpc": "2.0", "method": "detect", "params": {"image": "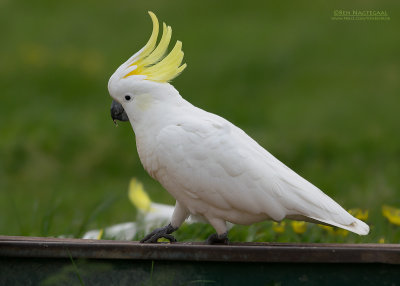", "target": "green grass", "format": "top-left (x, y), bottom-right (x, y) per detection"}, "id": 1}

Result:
top-left (0, 0), bottom-right (399, 243)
